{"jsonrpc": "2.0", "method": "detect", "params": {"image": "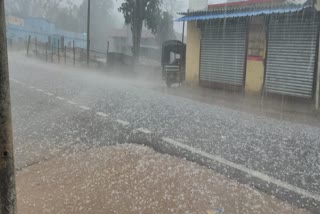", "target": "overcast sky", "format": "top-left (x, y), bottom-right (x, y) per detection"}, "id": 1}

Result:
top-left (68, 0), bottom-right (188, 33)
top-left (113, 0), bottom-right (188, 33)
